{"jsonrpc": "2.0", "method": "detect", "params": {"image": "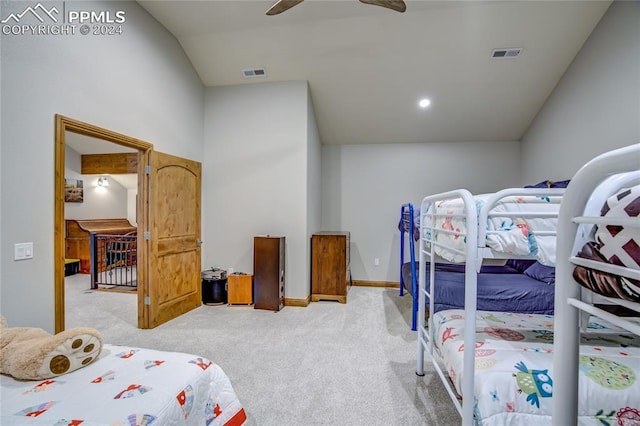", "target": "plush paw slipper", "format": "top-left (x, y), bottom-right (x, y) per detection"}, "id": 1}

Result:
top-left (0, 315), bottom-right (103, 380)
